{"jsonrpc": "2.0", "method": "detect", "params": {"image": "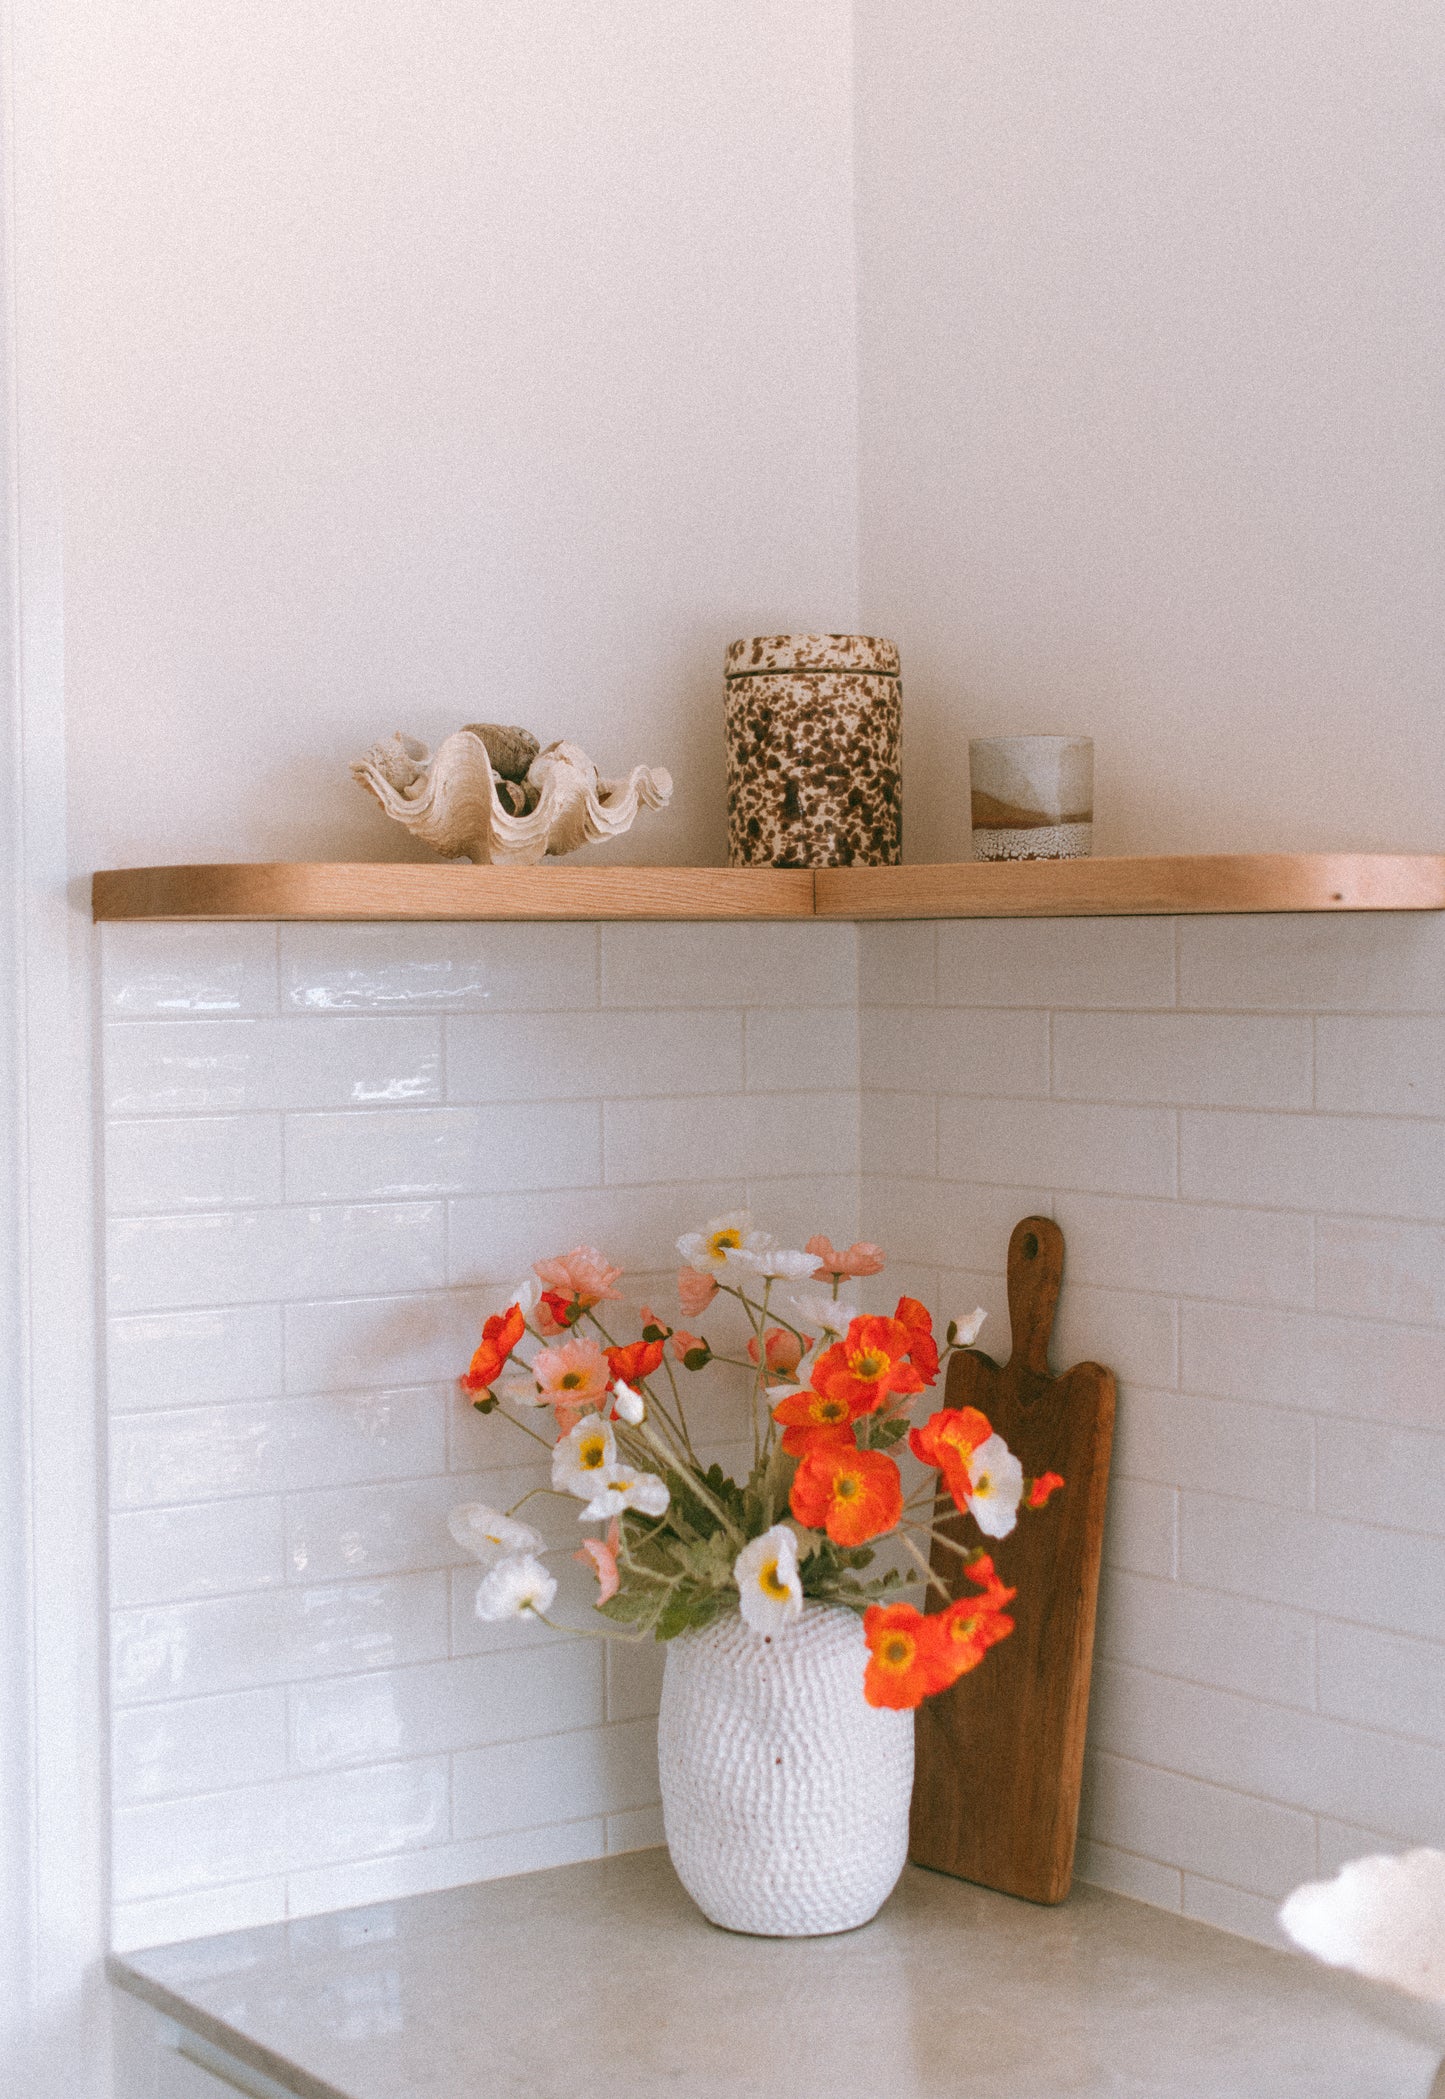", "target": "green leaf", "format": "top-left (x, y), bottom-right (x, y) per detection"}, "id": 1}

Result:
top-left (654, 1585), bottom-right (730, 1641)
top-left (870, 1416), bottom-right (910, 1449)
